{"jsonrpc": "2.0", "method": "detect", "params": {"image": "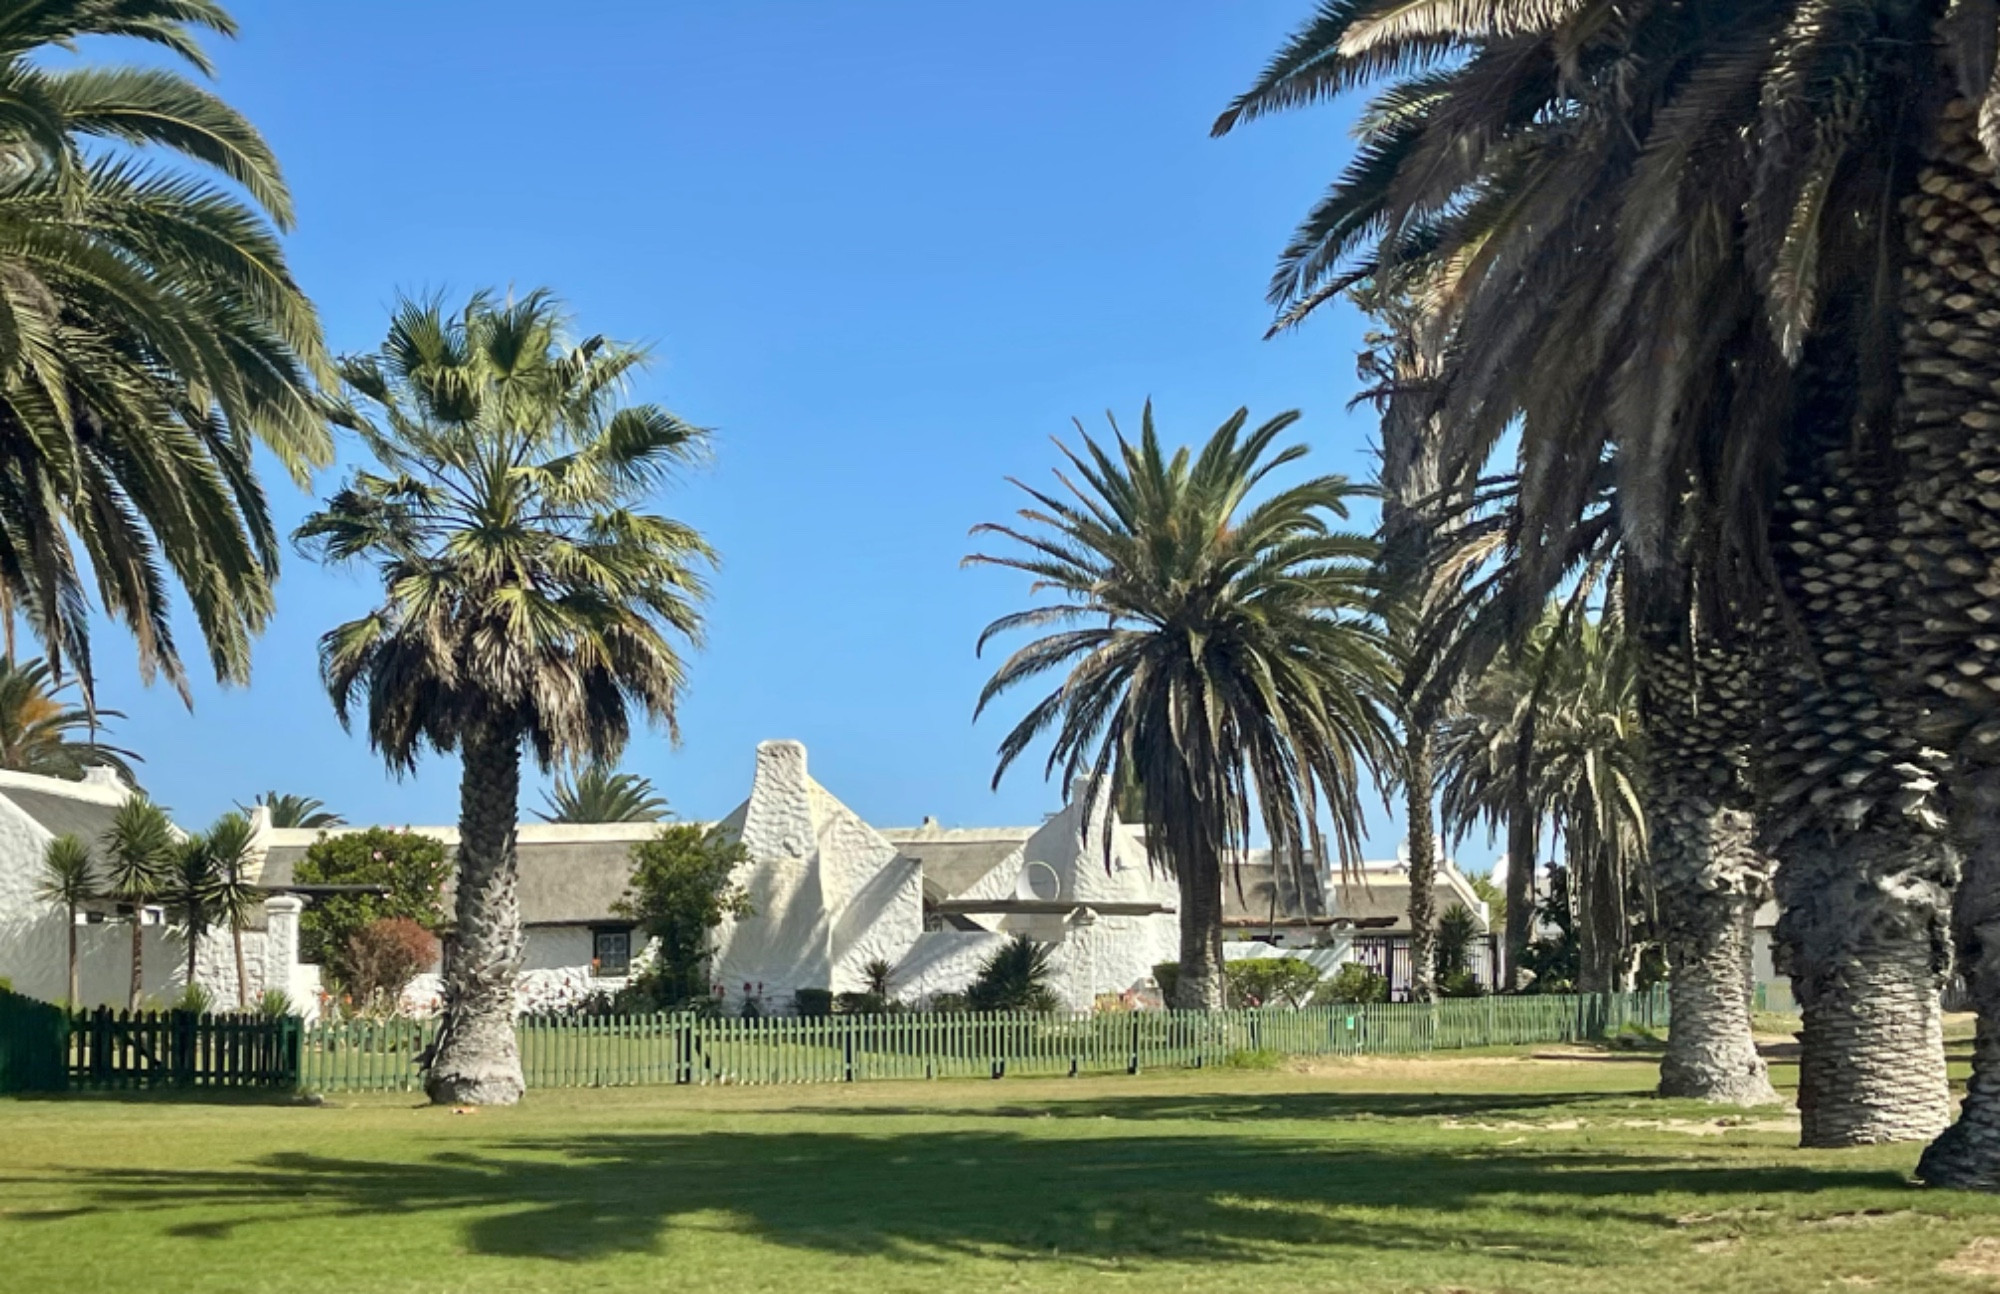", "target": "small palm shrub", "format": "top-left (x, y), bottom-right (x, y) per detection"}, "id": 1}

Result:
top-left (967, 935), bottom-right (1061, 1013)
top-left (1313, 964), bottom-right (1389, 1005)
top-left (257, 989), bottom-right (293, 1019)
top-left (173, 982), bottom-right (214, 1015)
